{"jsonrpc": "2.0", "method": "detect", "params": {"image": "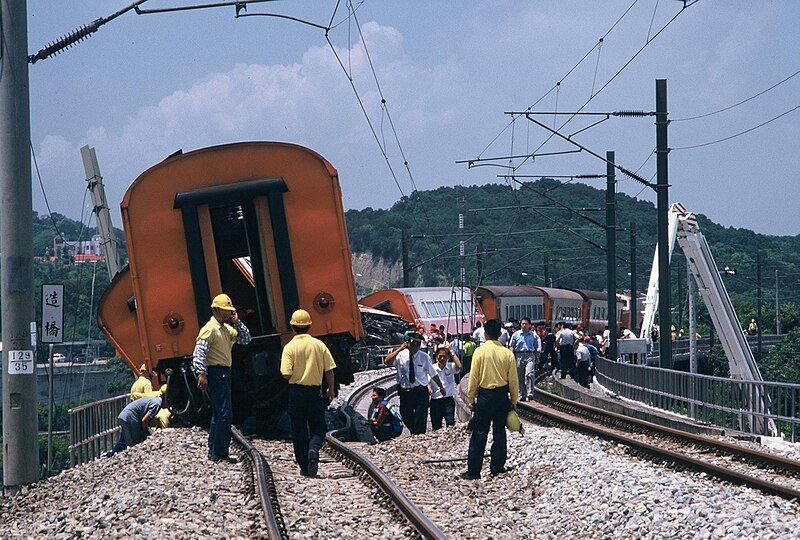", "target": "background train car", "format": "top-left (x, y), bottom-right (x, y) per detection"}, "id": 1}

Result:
top-left (570, 289), bottom-right (625, 334)
top-left (537, 286), bottom-right (584, 327)
top-left (475, 285), bottom-right (545, 323)
top-left (98, 142), bottom-right (362, 436)
top-left (359, 287), bottom-right (484, 335)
